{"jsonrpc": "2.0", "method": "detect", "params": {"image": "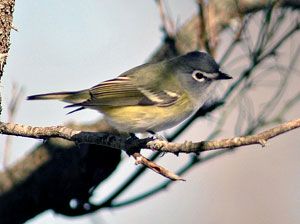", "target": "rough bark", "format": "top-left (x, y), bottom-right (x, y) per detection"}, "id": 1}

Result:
top-left (0, 0), bottom-right (15, 114)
